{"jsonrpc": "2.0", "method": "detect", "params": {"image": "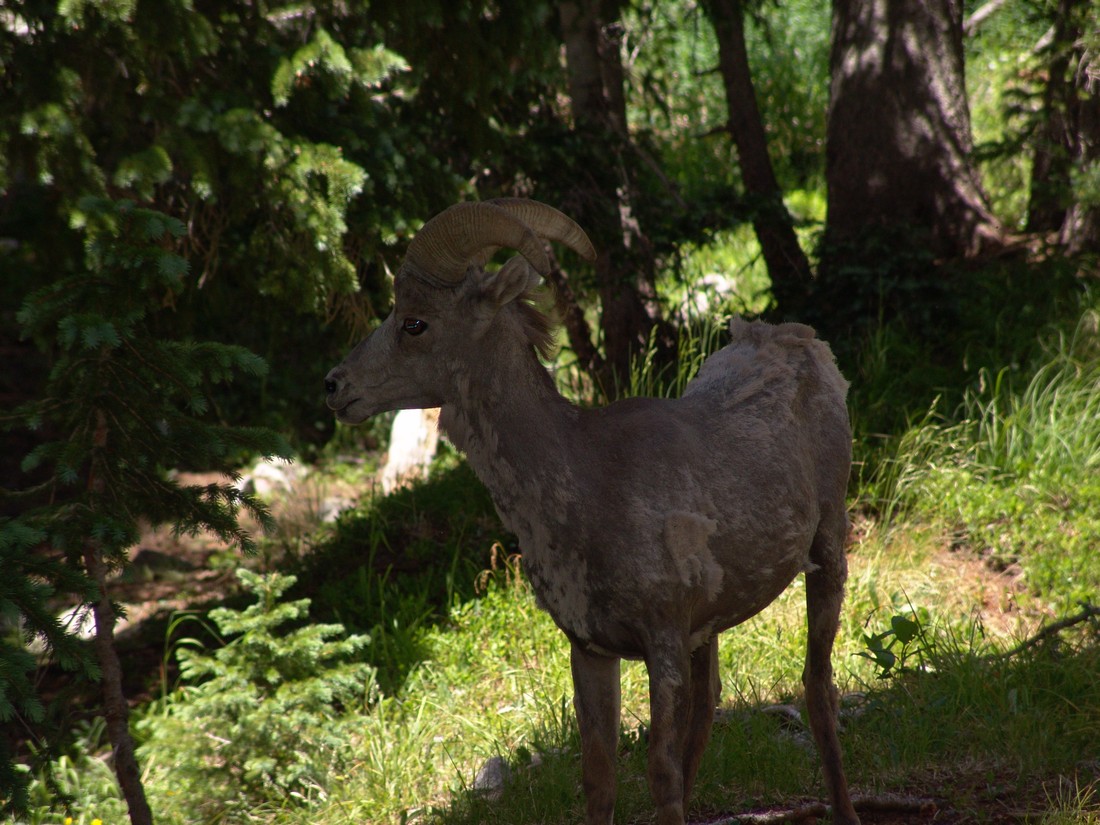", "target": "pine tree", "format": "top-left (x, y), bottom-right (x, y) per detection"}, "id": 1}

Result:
top-left (139, 570), bottom-right (374, 821)
top-left (2, 197), bottom-right (292, 823)
top-left (0, 520), bottom-right (98, 813)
